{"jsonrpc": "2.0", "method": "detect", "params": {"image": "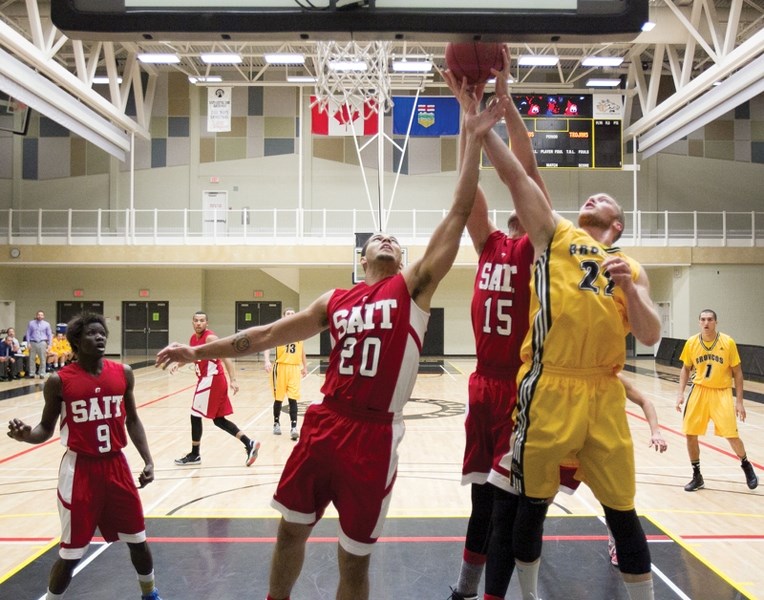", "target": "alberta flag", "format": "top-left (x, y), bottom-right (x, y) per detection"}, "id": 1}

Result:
top-left (310, 95), bottom-right (379, 136)
top-left (392, 96), bottom-right (460, 137)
